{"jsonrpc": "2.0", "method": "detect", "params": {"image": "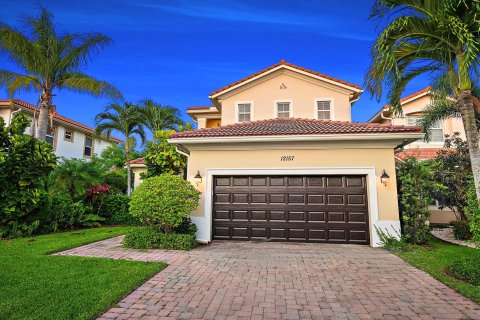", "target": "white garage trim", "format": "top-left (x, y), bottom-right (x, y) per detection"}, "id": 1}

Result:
top-left (190, 167), bottom-right (399, 247)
